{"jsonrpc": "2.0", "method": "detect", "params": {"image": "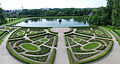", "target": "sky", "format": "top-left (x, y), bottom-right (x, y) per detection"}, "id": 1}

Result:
top-left (0, 0), bottom-right (107, 10)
